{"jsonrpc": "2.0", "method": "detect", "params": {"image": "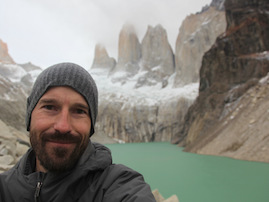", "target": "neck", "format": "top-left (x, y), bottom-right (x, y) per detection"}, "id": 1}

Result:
top-left (36, 157), bottom-right (48, 173)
